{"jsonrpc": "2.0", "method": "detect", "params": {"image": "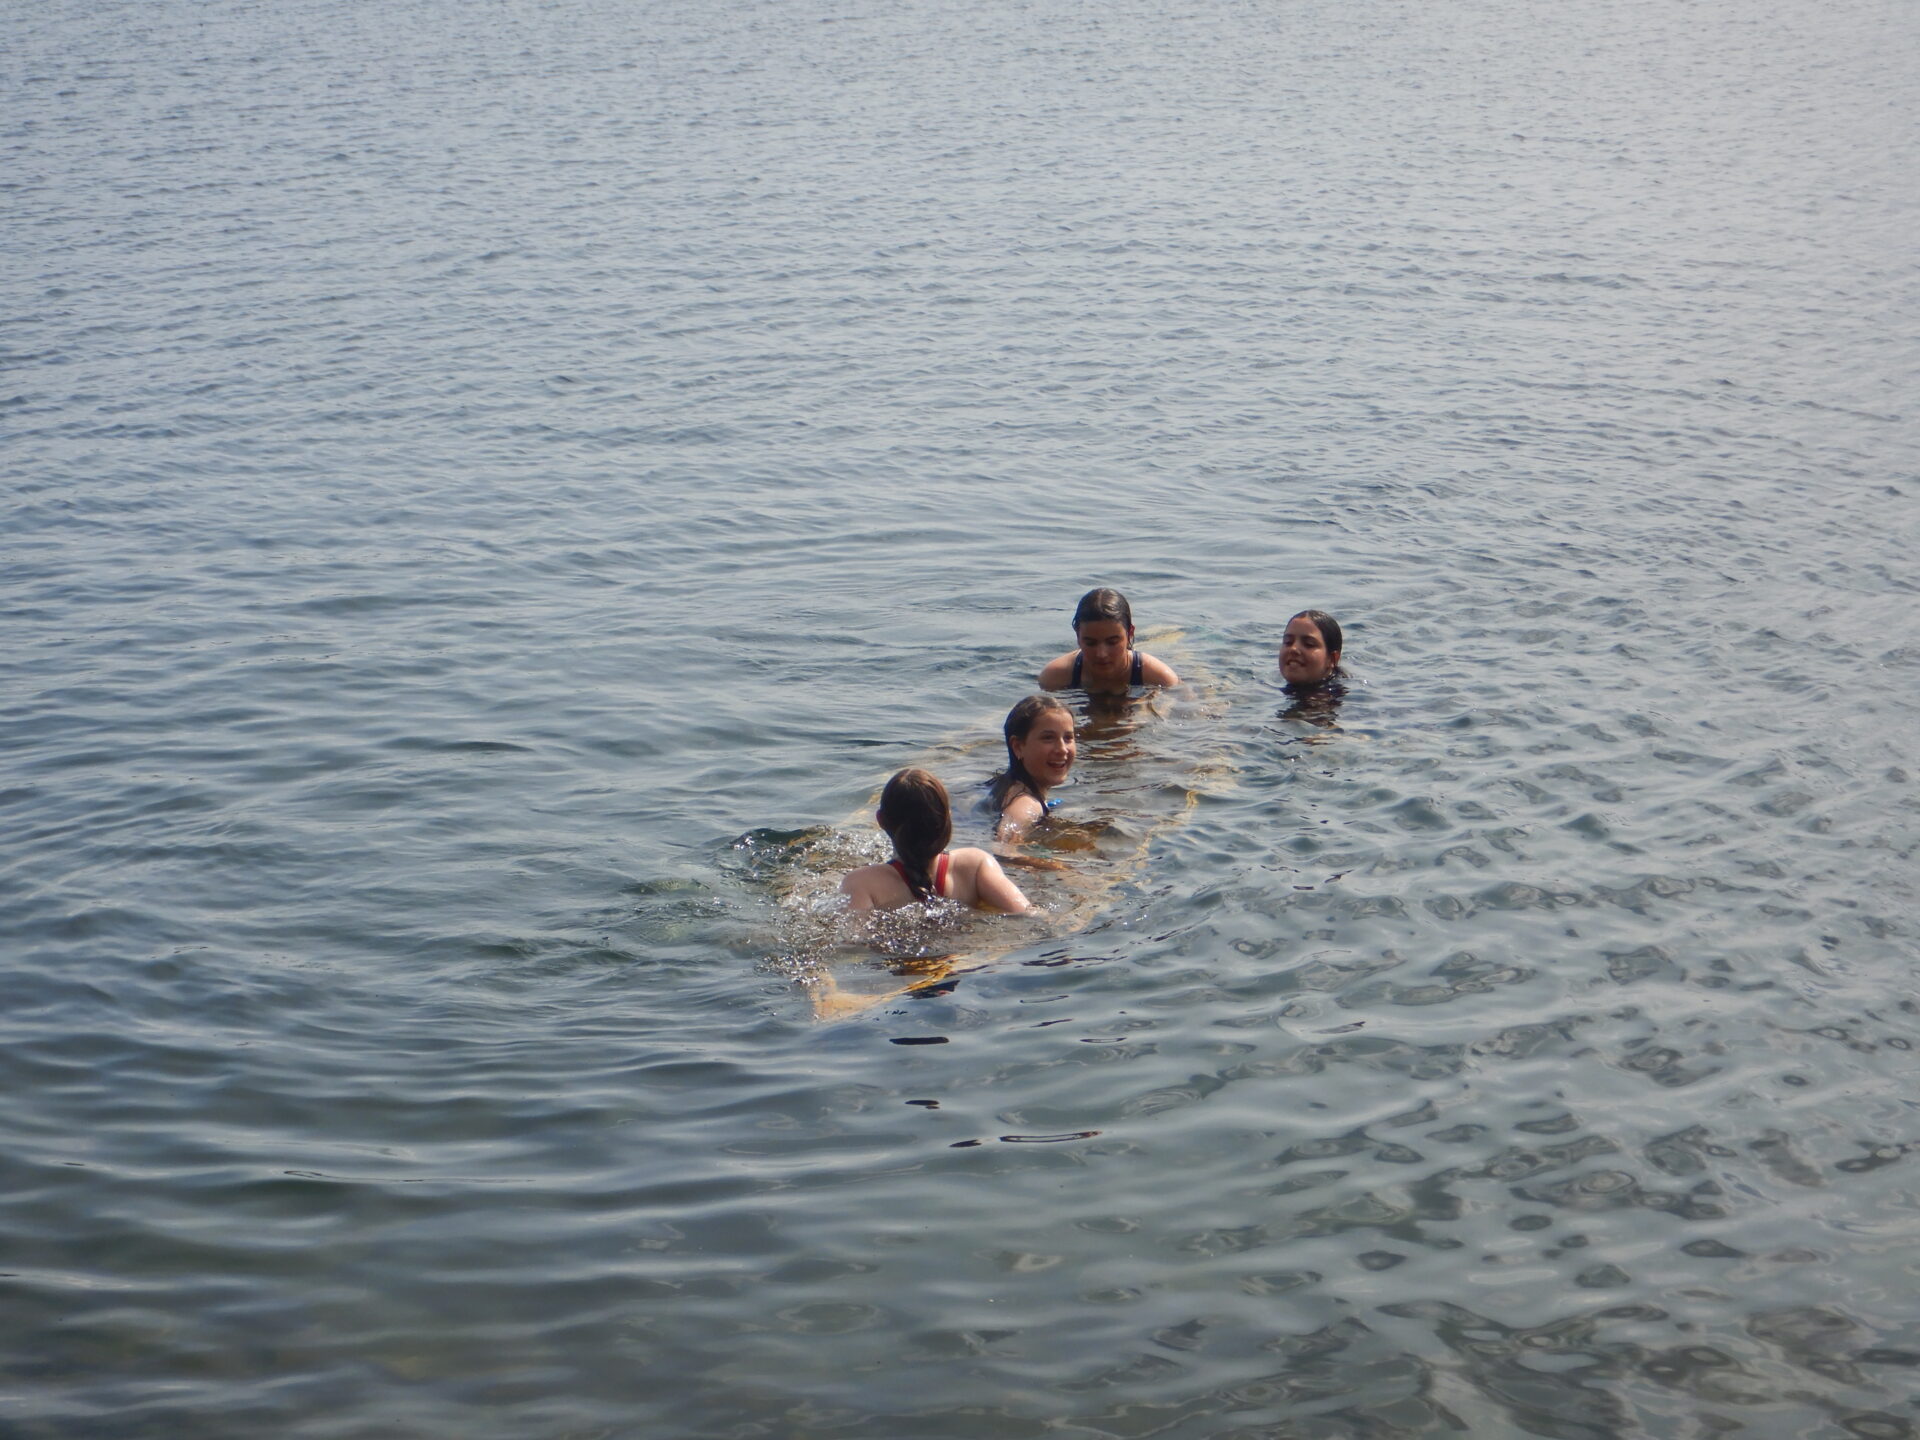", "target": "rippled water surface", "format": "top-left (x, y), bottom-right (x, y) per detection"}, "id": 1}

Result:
top-left (6, 0), bottom-right (1919, 1434)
